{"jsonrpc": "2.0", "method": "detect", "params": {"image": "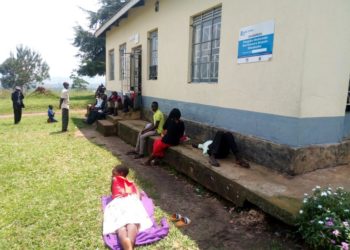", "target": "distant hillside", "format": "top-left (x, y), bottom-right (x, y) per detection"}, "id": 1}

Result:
top-left (43, 76), bottom-right (105, 90)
